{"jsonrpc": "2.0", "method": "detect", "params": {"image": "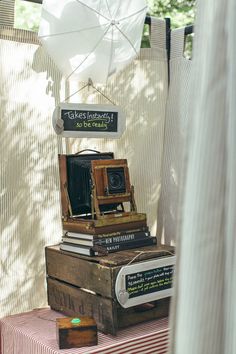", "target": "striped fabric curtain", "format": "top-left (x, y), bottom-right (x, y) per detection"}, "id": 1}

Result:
top-left (169, 0), bottom-right (236, 353)
top-left (157, 28), bottom-right (192, 246)
top-left (0, 0), bottom-right (15, 27)
top-left (0, 27), bottom-right (63, 318)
